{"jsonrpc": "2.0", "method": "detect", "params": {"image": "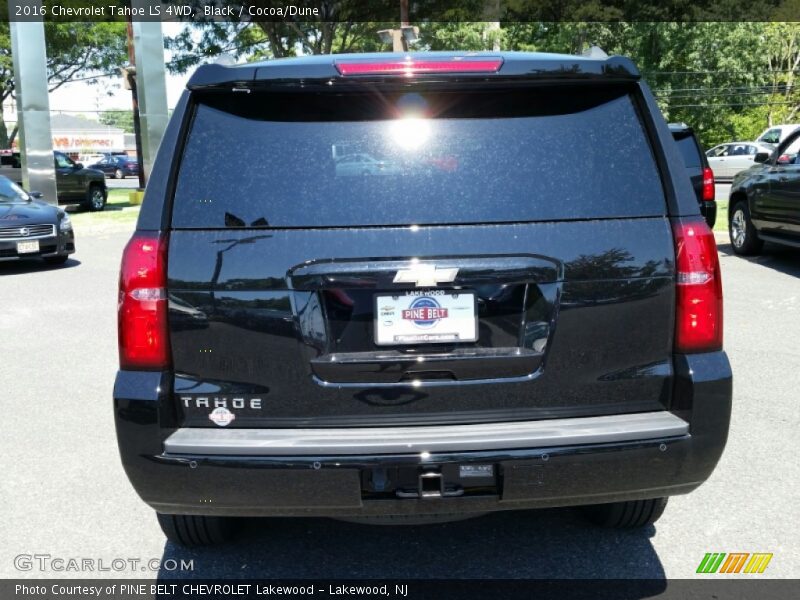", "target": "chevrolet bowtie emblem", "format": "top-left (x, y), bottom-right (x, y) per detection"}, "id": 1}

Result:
top-left (393, 264), bottom-right (459, 287)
